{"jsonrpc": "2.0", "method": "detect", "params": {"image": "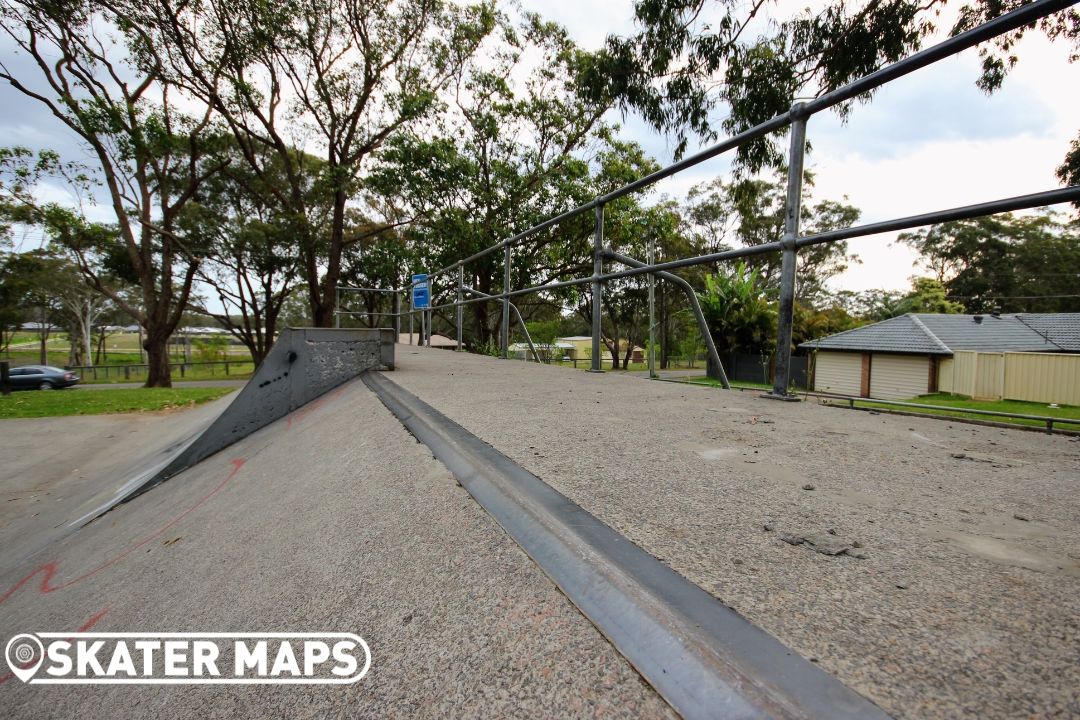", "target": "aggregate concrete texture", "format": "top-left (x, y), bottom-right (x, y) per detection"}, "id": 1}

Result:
top-left (388, 346), bottom-right (1080, 720)
top-left (0, 376), bottom-right (673, 719)
top-left (0, 393), bottom-right (237, 577)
